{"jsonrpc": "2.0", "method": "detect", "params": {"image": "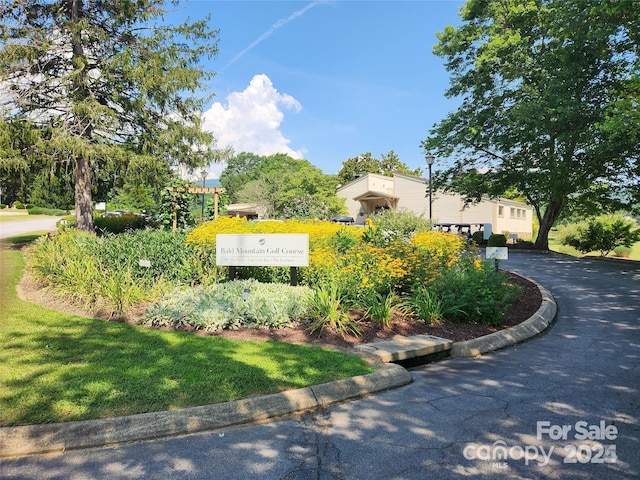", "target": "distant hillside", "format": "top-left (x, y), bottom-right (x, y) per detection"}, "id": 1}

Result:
top-left (204, 179), bottom-right (221, 188)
